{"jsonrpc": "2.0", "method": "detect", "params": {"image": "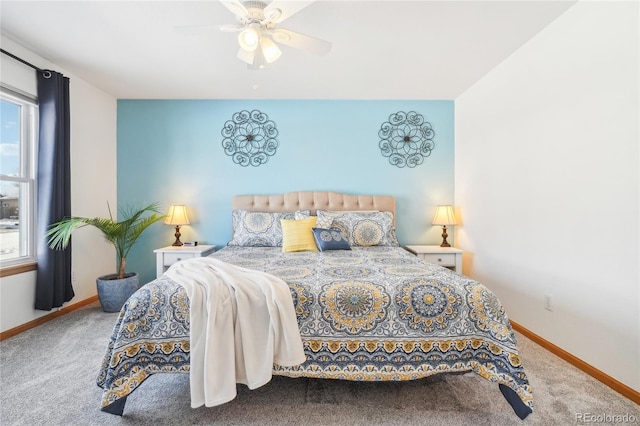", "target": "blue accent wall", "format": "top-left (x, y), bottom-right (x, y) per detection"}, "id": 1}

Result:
top-left (118, 100), bottom-right (454, 284)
